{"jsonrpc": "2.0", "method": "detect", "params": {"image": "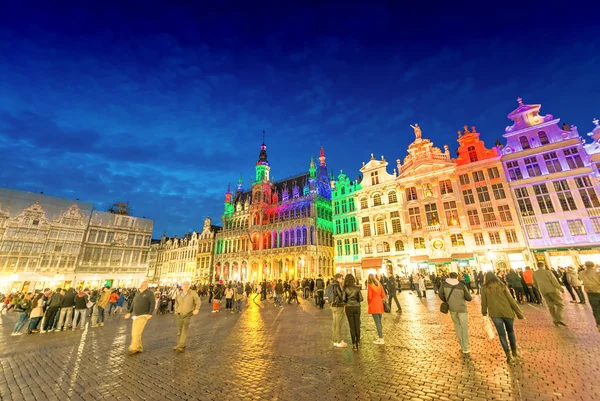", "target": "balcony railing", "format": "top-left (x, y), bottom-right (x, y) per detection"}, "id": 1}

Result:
top-left (483, 220), bottom-right (501, 229)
